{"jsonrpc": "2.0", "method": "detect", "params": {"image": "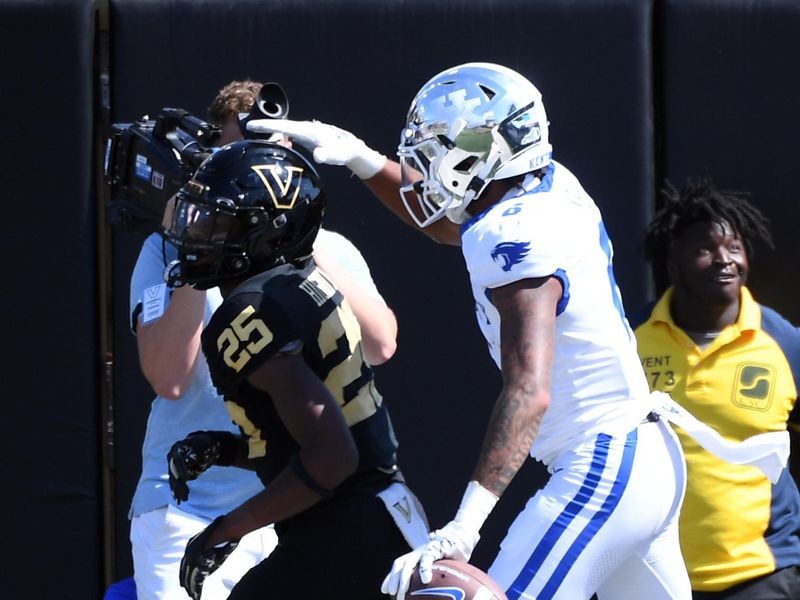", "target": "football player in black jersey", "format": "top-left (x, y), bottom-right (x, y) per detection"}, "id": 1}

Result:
top-left (162, 140), bottom-right (427, 599)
